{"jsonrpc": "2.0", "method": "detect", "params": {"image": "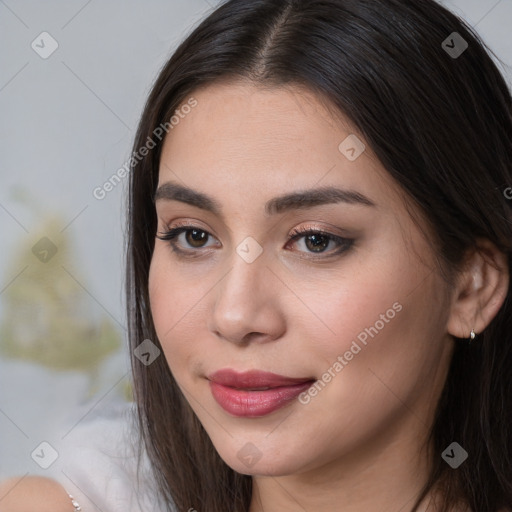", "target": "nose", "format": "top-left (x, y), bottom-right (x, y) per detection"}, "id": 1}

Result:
top-left (207, 244), bottom-right (285, 346)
